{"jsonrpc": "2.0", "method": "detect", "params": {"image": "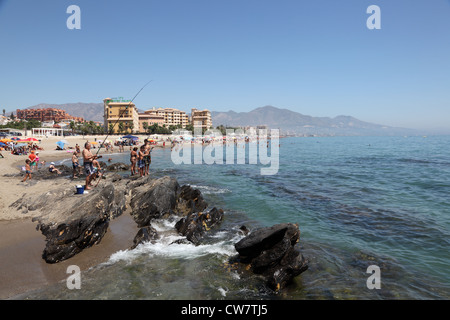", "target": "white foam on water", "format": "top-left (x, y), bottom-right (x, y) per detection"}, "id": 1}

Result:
top-left (105, 217), bottom-right (240, 266)
top-left (189, 184), bottom-right (231, 195)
